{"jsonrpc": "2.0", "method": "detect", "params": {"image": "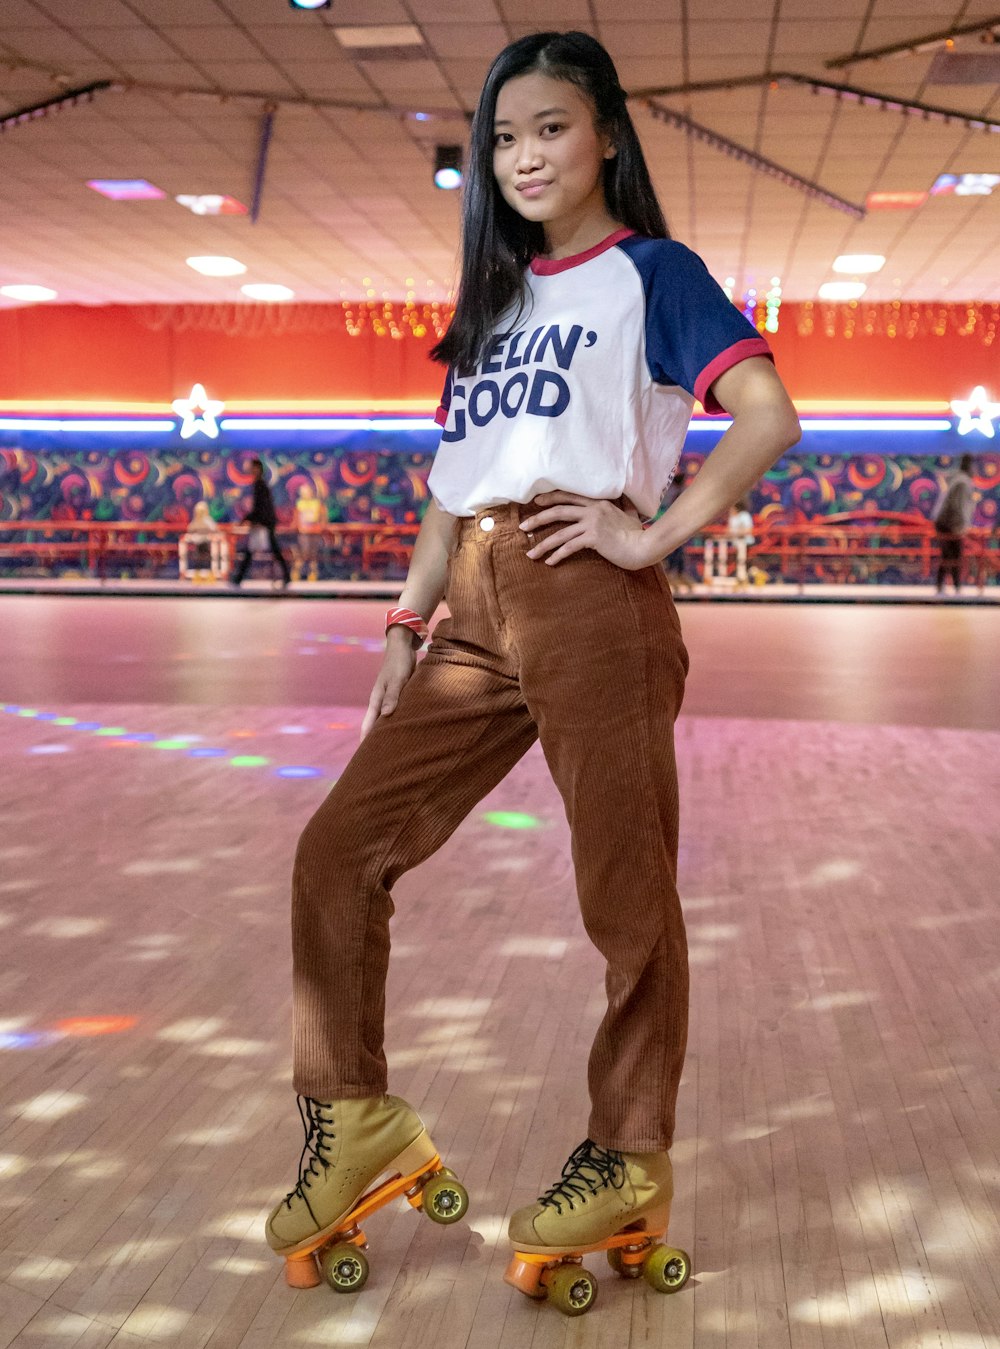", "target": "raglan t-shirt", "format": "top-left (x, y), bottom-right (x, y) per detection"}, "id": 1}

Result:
top-left (427, 227), bottom-right (774, 520)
